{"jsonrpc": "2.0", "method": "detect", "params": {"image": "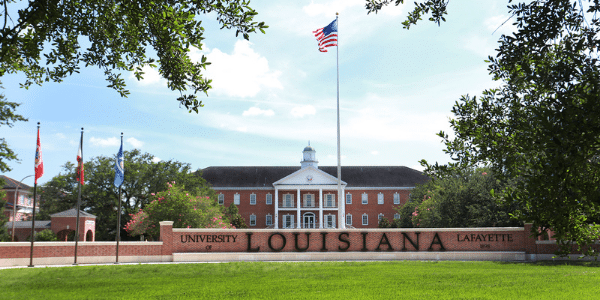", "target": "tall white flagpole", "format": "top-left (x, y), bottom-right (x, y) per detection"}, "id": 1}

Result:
top-left (335, 12), bottom-right (345, 229)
